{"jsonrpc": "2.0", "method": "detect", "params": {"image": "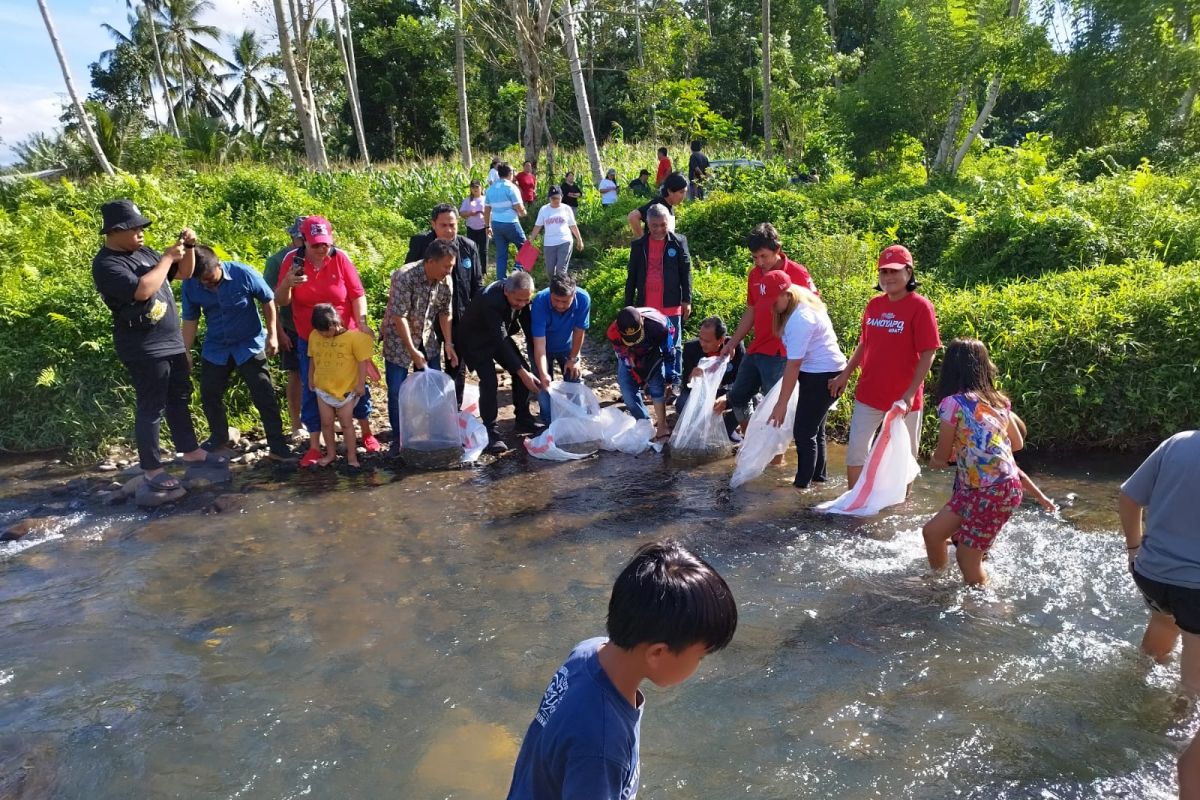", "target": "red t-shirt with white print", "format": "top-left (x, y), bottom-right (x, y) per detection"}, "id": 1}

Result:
top-left (853, 291), bottom-right (941, 411)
